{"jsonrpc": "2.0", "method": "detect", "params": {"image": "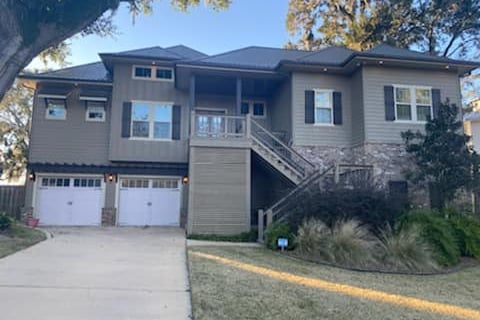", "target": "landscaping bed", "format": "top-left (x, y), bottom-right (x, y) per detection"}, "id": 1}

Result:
top-left (188, 246), bottom-right (480, 320)
top-left (0, 223), bottom-right (47, 258)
